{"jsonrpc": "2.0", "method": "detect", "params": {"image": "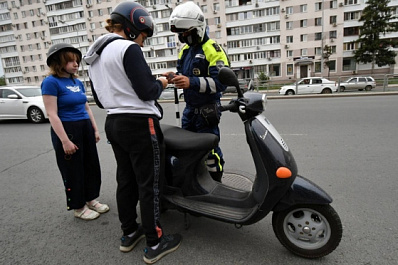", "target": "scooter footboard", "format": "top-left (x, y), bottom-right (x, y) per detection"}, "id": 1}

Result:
top-left (272, 175), bottom-right (333, 212)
